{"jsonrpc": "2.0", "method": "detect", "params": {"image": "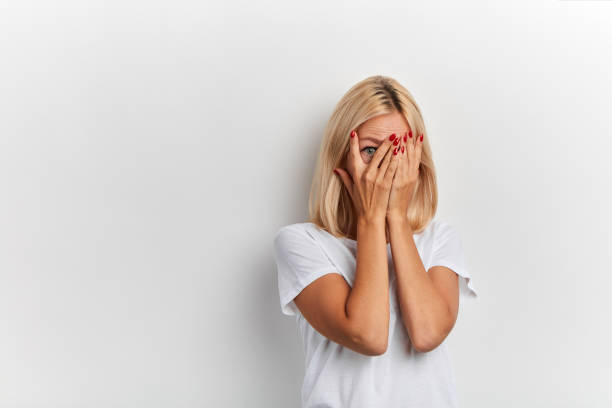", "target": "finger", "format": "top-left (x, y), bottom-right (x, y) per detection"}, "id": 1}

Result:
top-left (415, 132), bottom-right (424, 172)
top-left (406, 126), bottom-right (416, 148)
top-left (376, 138), bottom-right (397, 183)
top-left (409, 132), bottom-right (422, 161)
top-left (404, 131), bottom-right (413, 162)
top-left (383, 149), bottom-right (401, 186)
top-left (404, 129), bottom-right (414, 174)
top-left (334, 168), bottom-right (354, 199)
top-left (397, 133), bottom-right (407, 176)
top-left (366, 133), bottom-right (397, 173)
top-left (347, 128), bottom-right (363, 177)
top-left (384, 140), bottom-right (402, 181)
top-left (406, 127), bottom-right (418, 161)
